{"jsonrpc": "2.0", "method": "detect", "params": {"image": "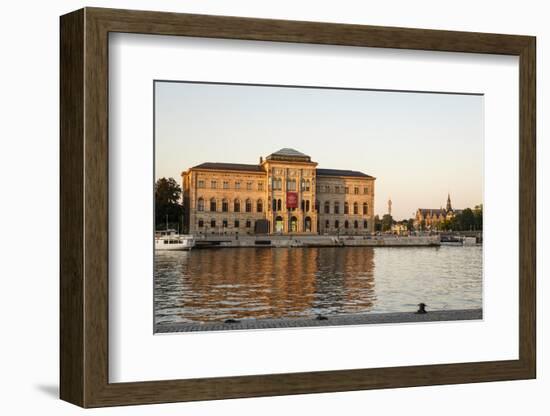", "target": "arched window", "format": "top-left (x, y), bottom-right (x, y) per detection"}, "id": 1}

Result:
top-left (246, 220), bottom-right (251, 228)
top-left (306, 180), bottom-right (310, 191)
top-left (222, 199), bottom-right (229, 212)
top-left (197, 197), bottom-right (204, 212)
top-left (353, 202), bottom-right (358, 215)
top-left (301, 200), bottom-right (305, 211)
top-left (277, 199), bottom-right (282, 211)
top-left (306, 200), bottom-right (310, 212)
top-left (198, 219), bottom-right (204, 228)
top-left (289, 216), bottom-right (298, 232)
top-left (354, 220), bottom-right (358, 229)
top-left (304, 216), bottom-right (312, 232)
top-left (363, 202), bottom-right (368, 215)
top-left (344, 202), bottom-right (349, 214)
top-left (234, 220), bottom-right (240, 228)
top-left (325, 220), bottom-right (330, 229)
top-left (272, 198), bottom-right (277, 211)
top-left (334, 202), bottom-right (340, 214)
top-left (335, 220), bottom-right (339, 229)
top-left (301, 179), bottom-right (306, 191)
top-left (246, 199), bottom-right (252, 213)
top-left (210, 198), bottom-right (216, 212)
top-left (234, 199), bottom-right (240, 212)
top-left (345, 220), bottom-right (349, 229)
top-left (324, 201), bottom-right (330, 214)
top-left (210, 219), bottom-right (216, 228)
top-left (257, 199), bottom-right (263, 213)
top-left (287, 179), bottom-right (297, 191)
top-left (364, 220), bottom-right (368, 229)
